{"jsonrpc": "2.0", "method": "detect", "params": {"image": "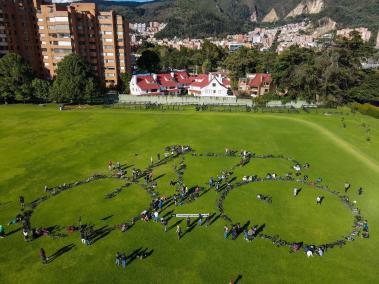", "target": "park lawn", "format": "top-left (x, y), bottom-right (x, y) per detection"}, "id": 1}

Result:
top-left (0, 104), bottom-right (378, 283)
